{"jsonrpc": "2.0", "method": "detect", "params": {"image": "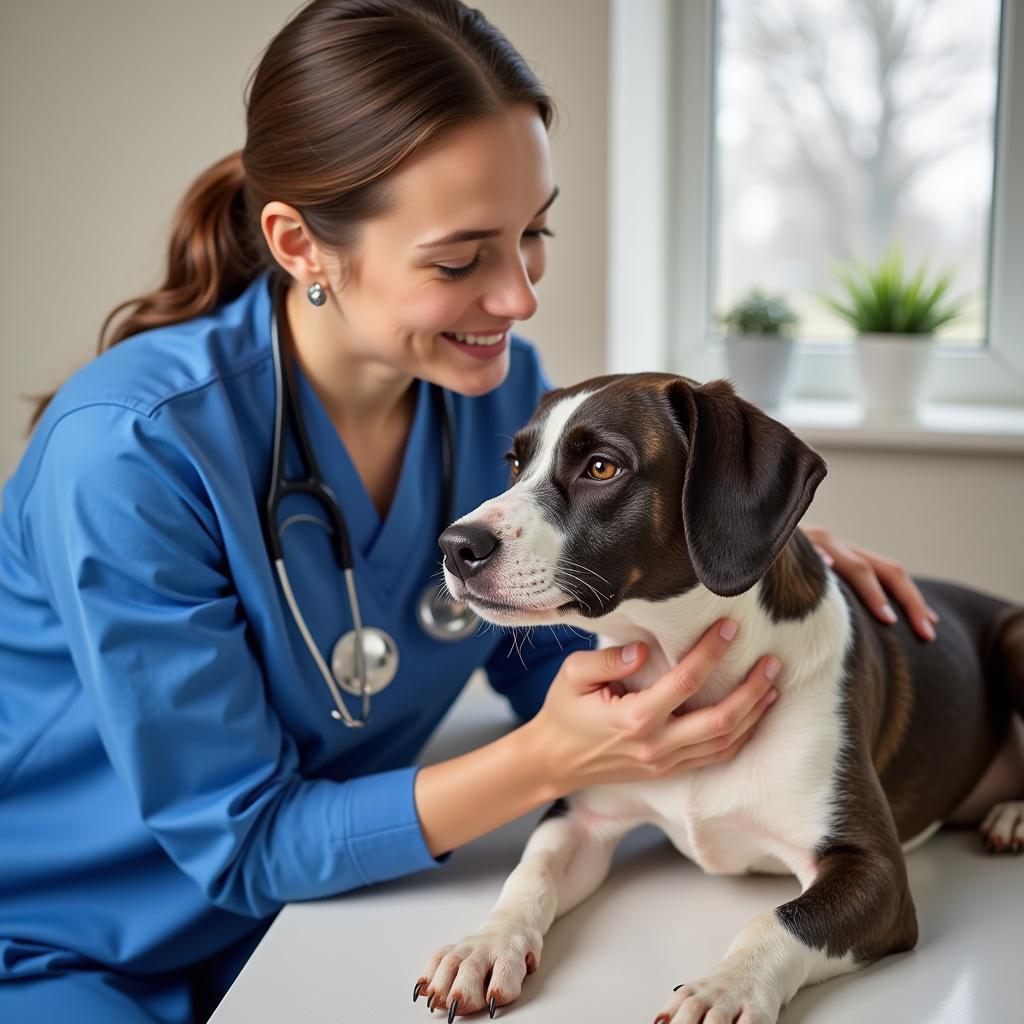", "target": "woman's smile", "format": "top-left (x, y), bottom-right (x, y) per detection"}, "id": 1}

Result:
top-left (440, 329), bottom-right (510, 360)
